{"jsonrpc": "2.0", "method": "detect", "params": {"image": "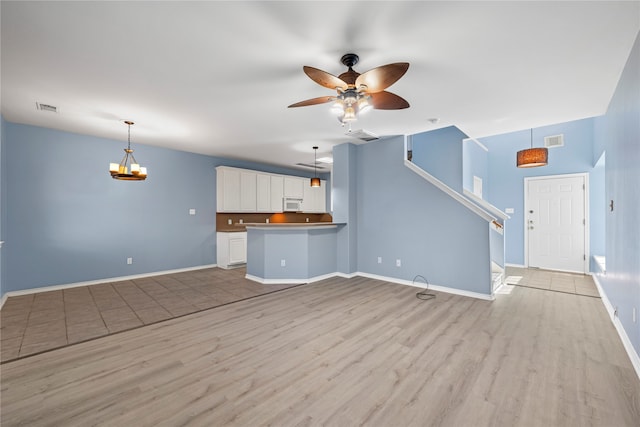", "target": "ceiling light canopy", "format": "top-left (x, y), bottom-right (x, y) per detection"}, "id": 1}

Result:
top-left (517, 129), bottom-right (548, 168)
top-left (109, 121), bottom-right (148, 180)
